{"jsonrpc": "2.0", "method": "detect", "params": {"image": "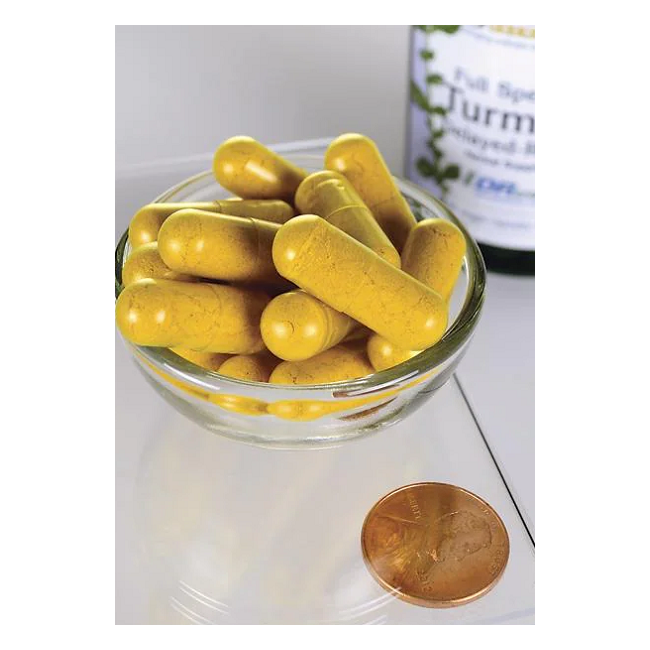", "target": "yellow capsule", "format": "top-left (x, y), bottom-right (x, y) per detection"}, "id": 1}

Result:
top-left (217, 351), bottom-right (280, 383)
top-left (128, 200), bottom-right (294, 249)
top-left (115, 278), bottom-right (269, 354)
top-left (157, 209), bottom-right (286, 286)
top-left (260, 290), bottom-right (357, 362)
top-left (269, 344), bottom-right (374, 385)
top-left (296, 171), bottom-right (367, 224)
top-left (293, 170), bottom-right (341, 208)
top-left (367, 220), bottom-right (467, 370)
top-left (213, 136), bottom-right (307, 203)
top-left (401, 218), bottom-right (467, 303)
top-left (121, 242), bottom-right (197, 286)
top-left (366, 333), bottom-right (421, 372)
top-left (128, 203), bottom-right (219, 249)
top-left (273, 215), bottom-right (448, 351)
top-left (325, 133), bottom-right (417, 250)
top-left (213, 198), bottom-right (295, 224)
top-left (170, 347), bottom-right (231, 372)
top-left (295, 171), bottom-right (400, 267)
